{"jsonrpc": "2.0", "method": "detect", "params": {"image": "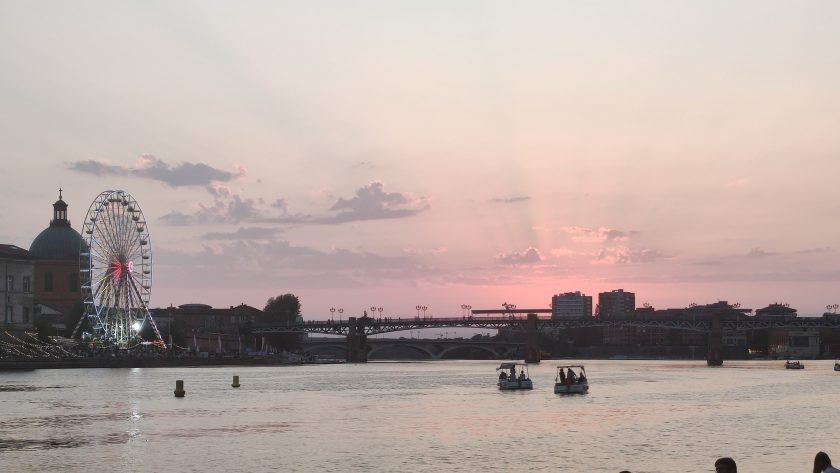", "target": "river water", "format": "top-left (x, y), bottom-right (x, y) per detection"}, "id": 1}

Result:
top-left (1, 360), bottom-right (838, 472)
